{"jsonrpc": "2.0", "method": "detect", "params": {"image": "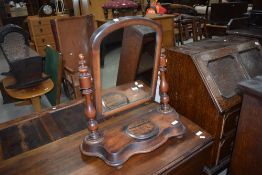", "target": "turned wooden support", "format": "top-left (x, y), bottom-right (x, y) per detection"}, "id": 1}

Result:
top-left (79, 54), bottom-right (101, 141)
top-left (159, 49), bottom-right (172, 113)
